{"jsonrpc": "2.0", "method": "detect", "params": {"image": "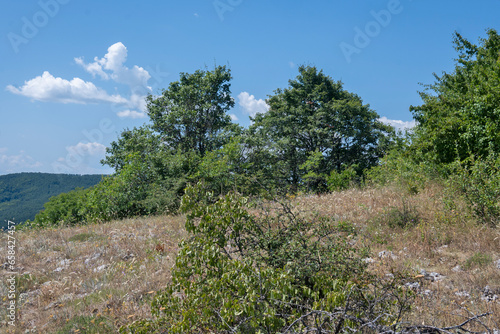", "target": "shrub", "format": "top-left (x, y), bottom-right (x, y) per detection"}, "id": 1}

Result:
top-left (367, 149), bottom-right (440, 194)
top-left (448, 153), bottom-right (500, 227)
top-left (29, 187), bottom-right (89, 228)
top-left (327, 165), bottom-right (358, 192)
top-left (122, 183), bottom-right (414, 333)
